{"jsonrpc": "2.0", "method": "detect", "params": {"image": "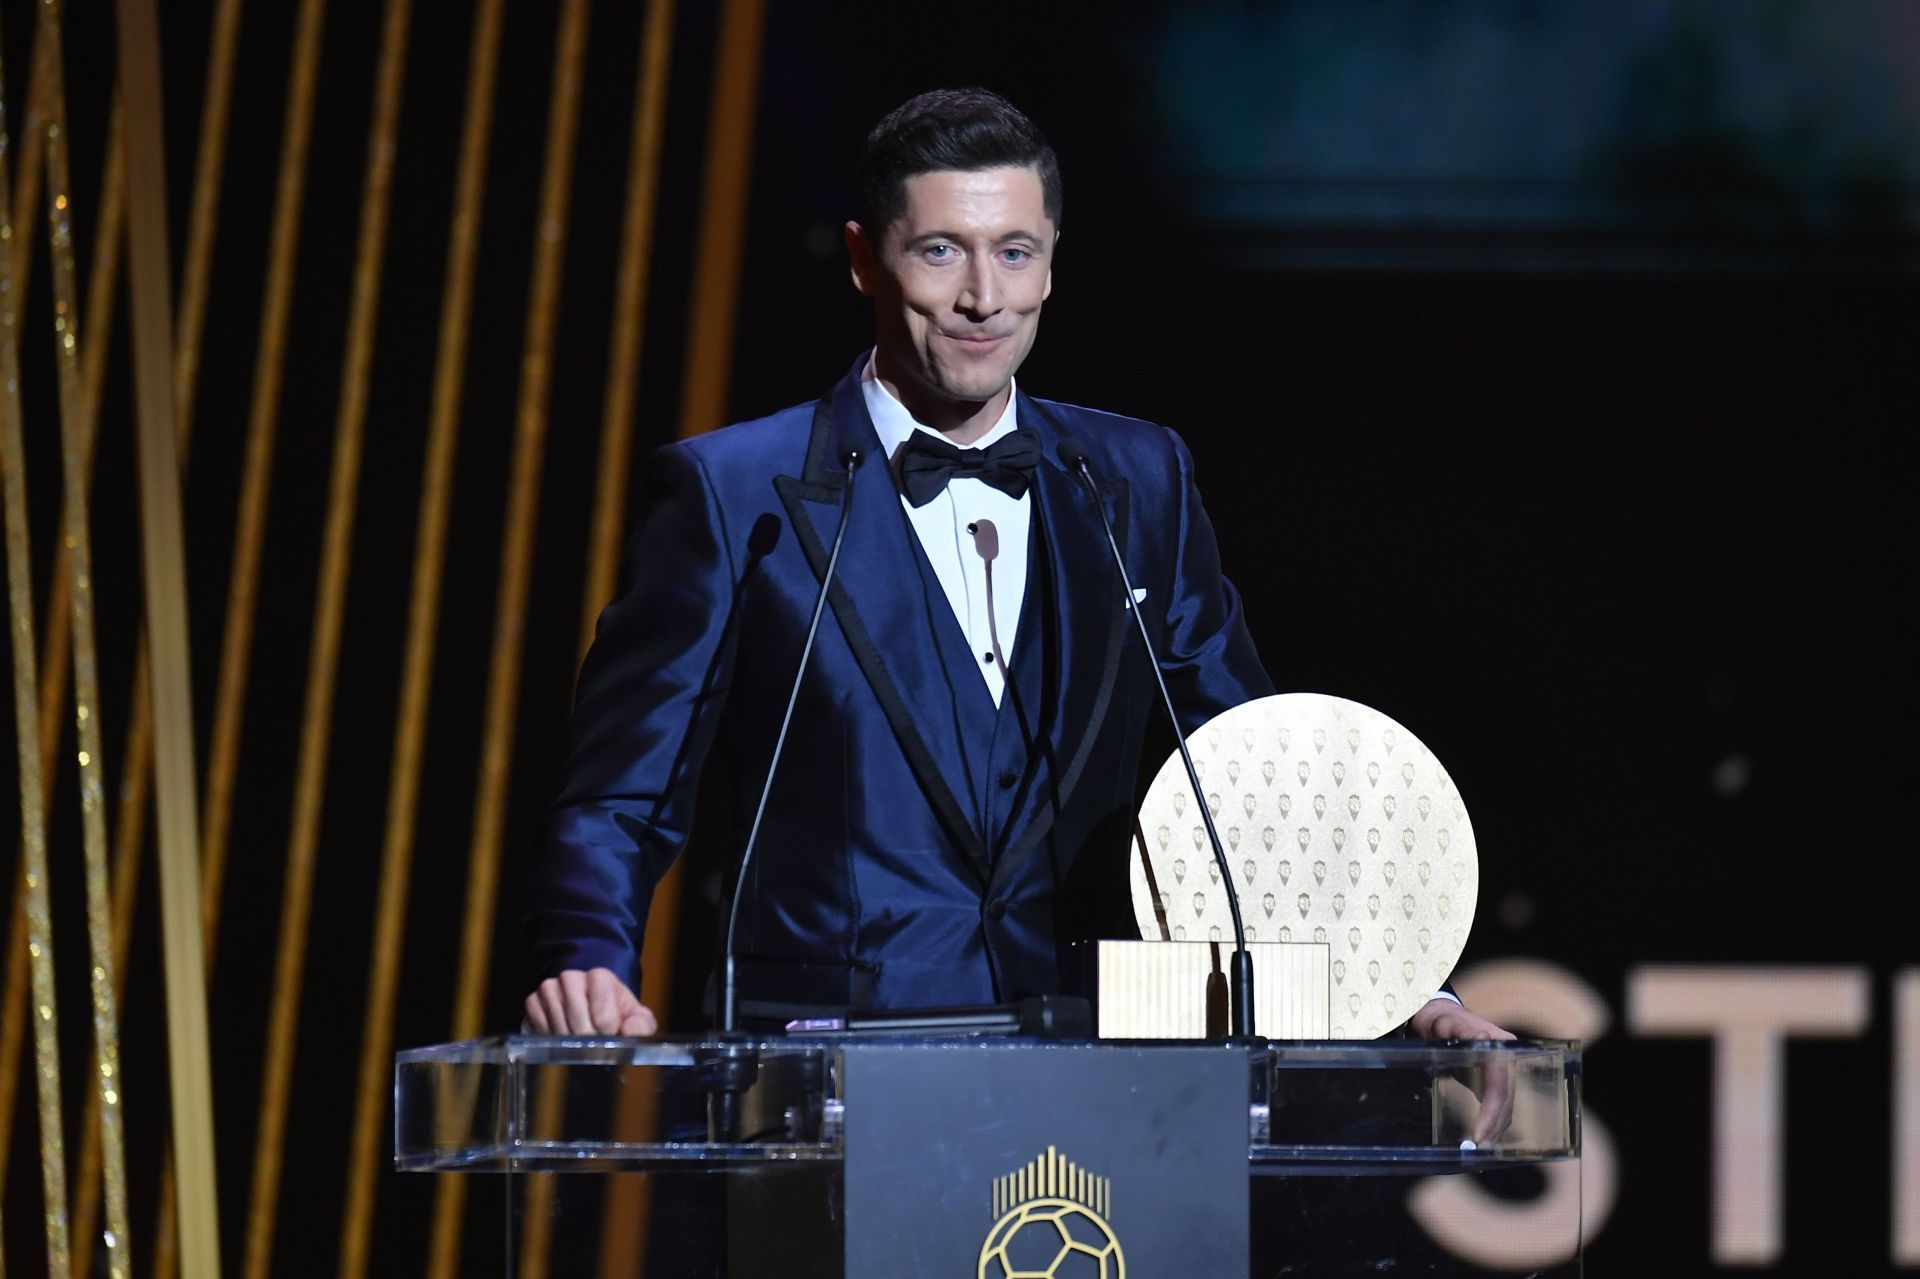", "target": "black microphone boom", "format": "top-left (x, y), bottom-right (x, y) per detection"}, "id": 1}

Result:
top-left (1056, 437), bottom-right (1257, 1039)
top-left (720, 447), bottom-right (861, 1033)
